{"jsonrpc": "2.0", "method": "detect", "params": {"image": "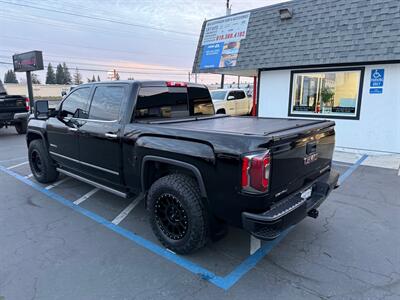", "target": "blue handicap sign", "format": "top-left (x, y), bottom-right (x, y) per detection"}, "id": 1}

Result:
top-left (369, 88), bottom-right (383, 94)
top-left (370, 69), bottom-right (384, 87)
top-left (199, 42), bottom-right (224, 69)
